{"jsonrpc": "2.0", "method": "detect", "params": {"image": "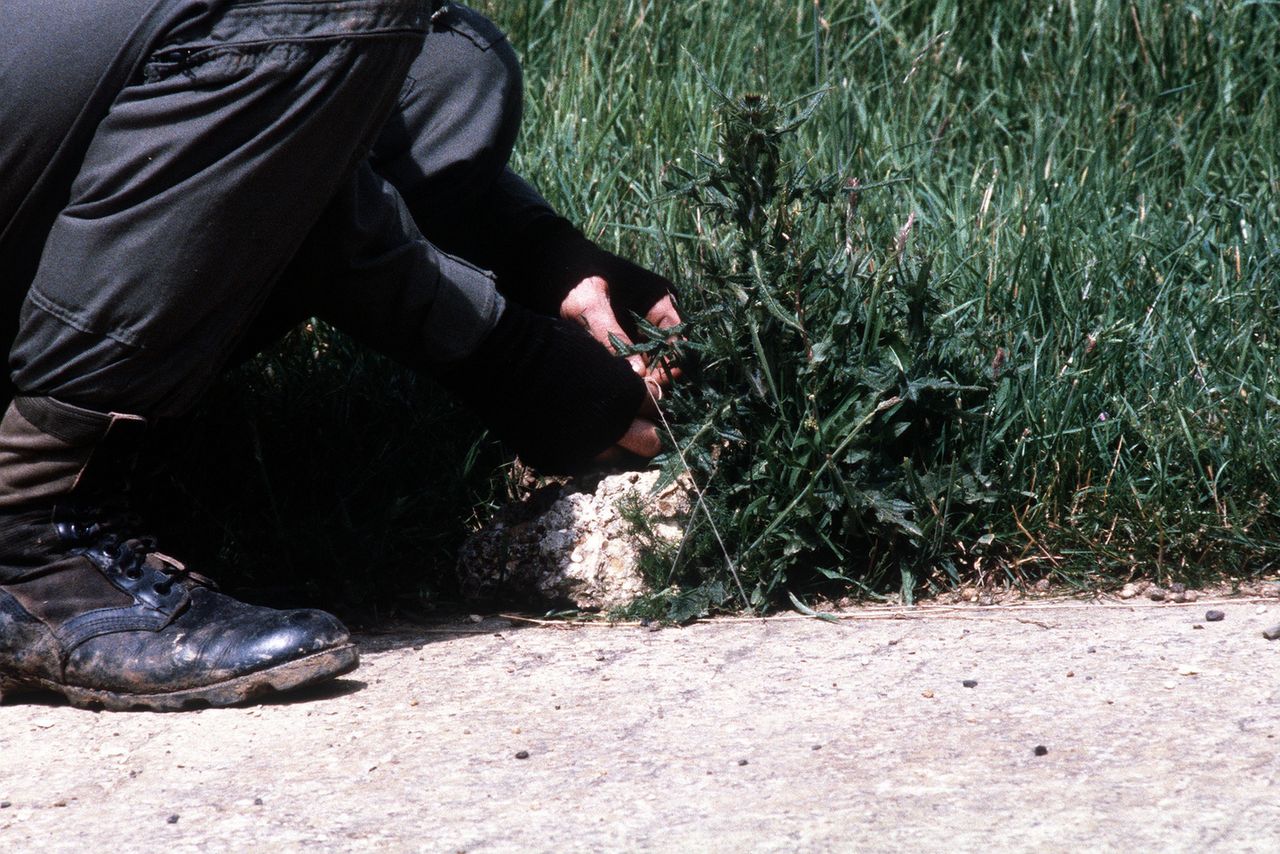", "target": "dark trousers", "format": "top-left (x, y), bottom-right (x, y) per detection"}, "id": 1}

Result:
top-left (4, 0), bottom-right (544, 417)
